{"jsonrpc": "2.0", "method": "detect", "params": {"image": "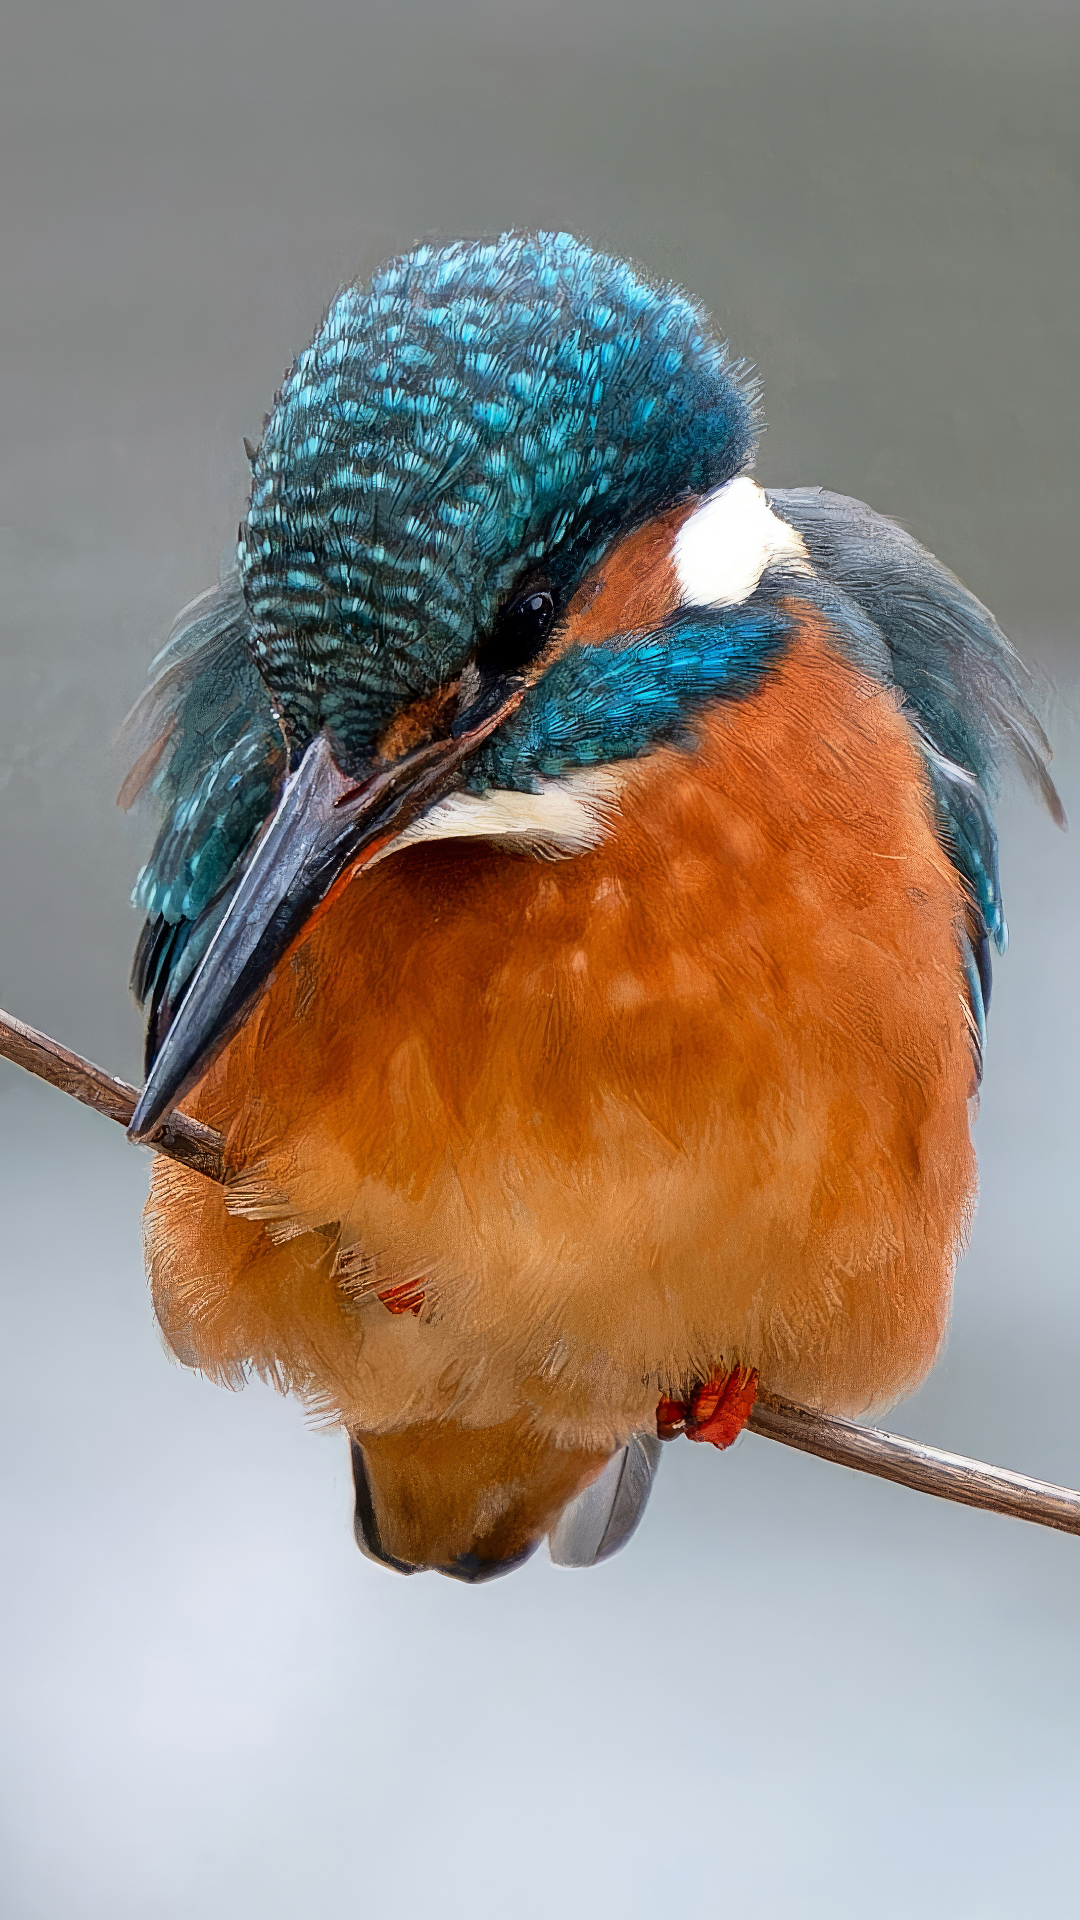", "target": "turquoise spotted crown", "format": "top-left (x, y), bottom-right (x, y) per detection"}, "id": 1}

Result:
top-left (240, 230), bottom-right (759, 763)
